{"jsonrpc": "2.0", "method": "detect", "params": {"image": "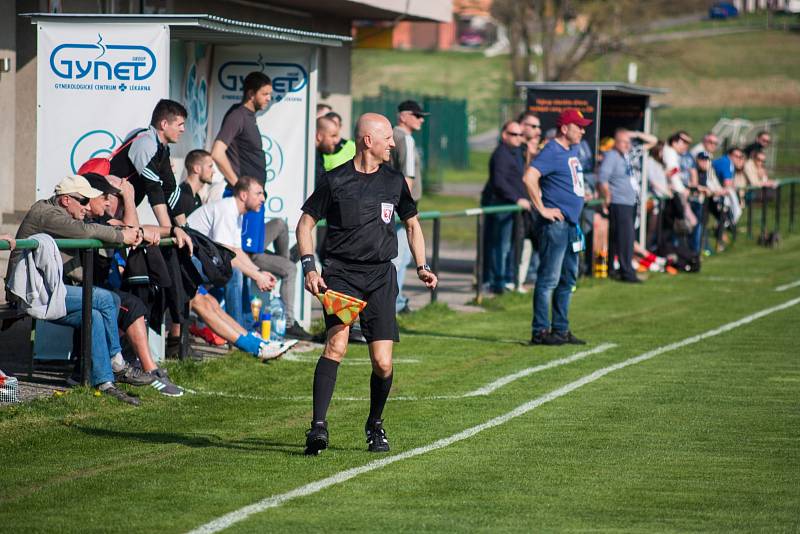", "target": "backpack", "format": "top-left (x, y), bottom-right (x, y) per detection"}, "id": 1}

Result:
top-left (77, 129), bottom-right (147, 176)
top-left (184, 227), bottom-right (235, 287)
